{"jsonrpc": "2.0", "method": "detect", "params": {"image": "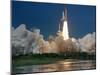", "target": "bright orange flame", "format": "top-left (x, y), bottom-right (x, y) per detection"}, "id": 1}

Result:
top-left (62, 21), bottom-right (69, 40)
